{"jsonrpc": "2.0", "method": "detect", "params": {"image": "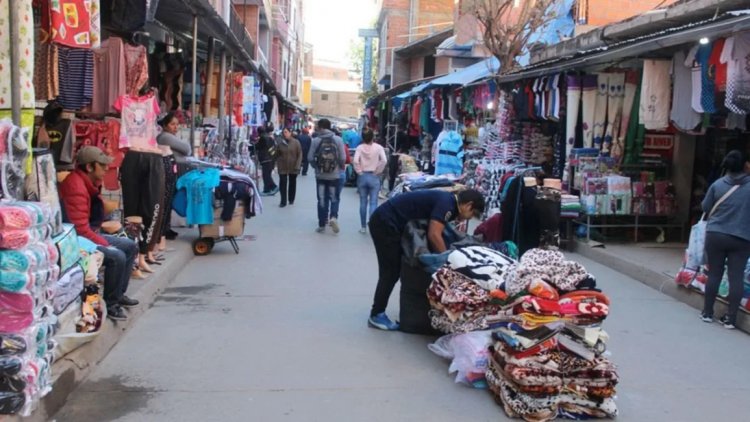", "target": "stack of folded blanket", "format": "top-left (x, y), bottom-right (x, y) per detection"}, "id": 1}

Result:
top-left (482, 248), bottom-right (618, 421)
top-left (427, 246), bottom-right (517, 333)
